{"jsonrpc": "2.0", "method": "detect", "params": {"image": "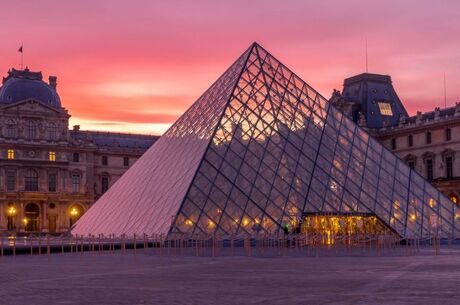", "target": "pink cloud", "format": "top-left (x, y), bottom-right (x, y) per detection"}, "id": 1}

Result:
top-left (1, 1), bottom-right (460, 132)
